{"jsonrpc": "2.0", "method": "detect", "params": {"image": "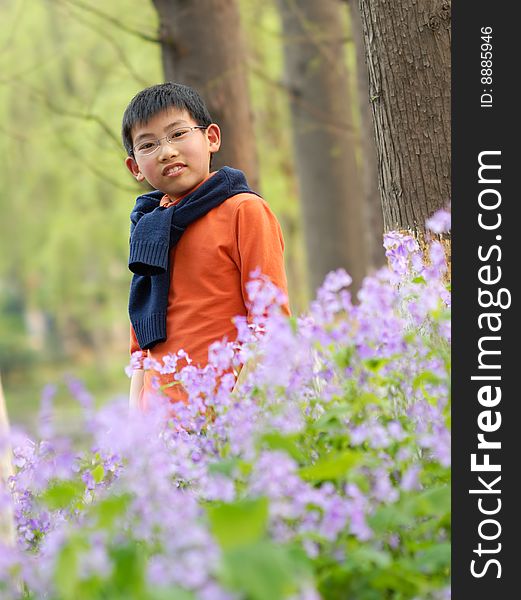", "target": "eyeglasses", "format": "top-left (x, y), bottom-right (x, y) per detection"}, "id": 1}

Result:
top-left (132, 125), bottom-right (207, 156)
